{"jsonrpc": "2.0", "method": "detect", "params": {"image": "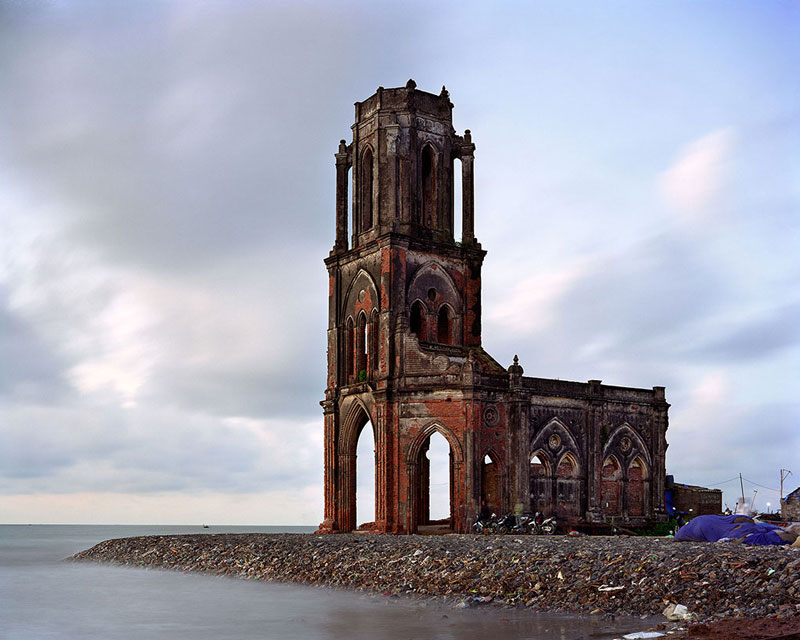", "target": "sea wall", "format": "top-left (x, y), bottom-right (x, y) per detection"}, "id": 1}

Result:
top-left (71, 533), bottom-right (800, 623)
